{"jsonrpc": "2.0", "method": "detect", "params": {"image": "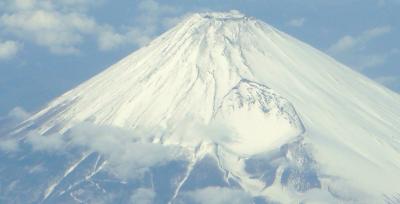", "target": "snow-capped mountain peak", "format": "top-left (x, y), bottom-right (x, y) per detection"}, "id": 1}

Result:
top-left (2, 11), bottom-right (400, 204)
